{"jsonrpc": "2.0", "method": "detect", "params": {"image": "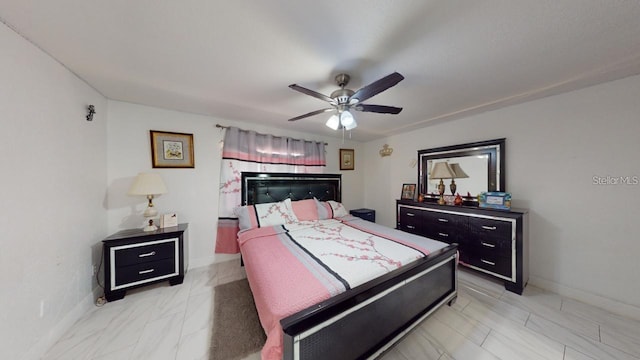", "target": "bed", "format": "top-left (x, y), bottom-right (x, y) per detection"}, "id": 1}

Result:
top-left (237, 172), bottom-right (458, 360)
